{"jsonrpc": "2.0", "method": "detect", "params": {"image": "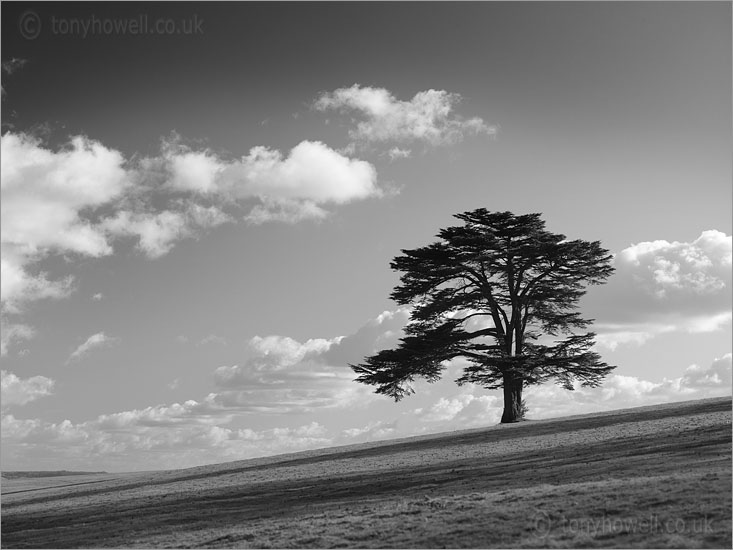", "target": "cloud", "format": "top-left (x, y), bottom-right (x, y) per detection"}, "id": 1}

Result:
top-left (91, 293), bottom-right (104, 301)
top-left (339, 420), bottom-right (398, 441)
top-left (321, 308), bottom-right (411, 366)
top-left (67, 332), bottom-right (117, 363)
top-left (387, 147), bottom-right (412, 161)
top-left (211, 311), bottom-right (411, 414)
top-left (102, 203), bottom-right (233, 259)
top-left (524, 353), bottom-right (732, 419)
top-left (1, 134), bottom-right (127, 255)
top-left (244, 198), bottom-right (329, 225)
top-left (94, 397), bottom-right (227, 429)
top-left (102, 210), bottom-right (189, 259)
top-left (1, 132), bottom-right (381, 311)
top-left (2, 58), bottom-right (27, 75)
top-left (1, 404), bottom-right (332, 471)
top-left (162, 139), bottom-right (380, 224)
top-left (593, 324), bottom-right (674, 352)
top-left (165, 148), bottom-right (223, 194)
top-left (681, 353), bottom-right (732, 389)
top-left (313, 85), bottom-right (496, 148)
top-left (0, 251), bottom-right (75, 313)
top-left (2, 349), bottom-right (729, 471)
top-left (211, 366), bottom-right (363, 415)
top-left (248, 335), bottom-right (338, 367)
top-left (198, 334), bottom-right (227, 346)
top-left (418, 393), bottom-right (501, 424)
top-left (589, 230), bottom-right (732, 349)
top-left (1, 370), bottom-right (55, 408)
top-left (617, 230), bottom-right (731, 299)
top-left (226, 141), bottom-right (379, 205)
top-left (1, 58), bottom-right (27, 99)
top-left (1, 319), bottom-right (35, 356)
top-left (1, 133), bottom-right (128, 311)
